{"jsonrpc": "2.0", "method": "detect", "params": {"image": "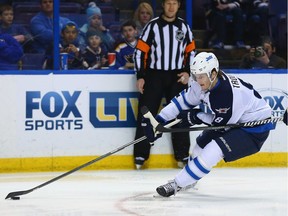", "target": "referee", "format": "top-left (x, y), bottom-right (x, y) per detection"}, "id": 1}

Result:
top-left (133, 0), bottom-right (196, 169)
